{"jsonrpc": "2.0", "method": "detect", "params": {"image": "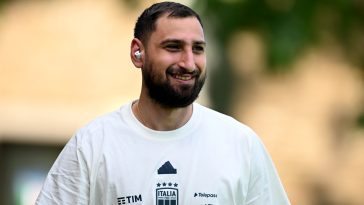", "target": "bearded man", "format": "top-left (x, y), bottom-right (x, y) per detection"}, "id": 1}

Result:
top-left (36, 2), bottom-right (291, 205)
